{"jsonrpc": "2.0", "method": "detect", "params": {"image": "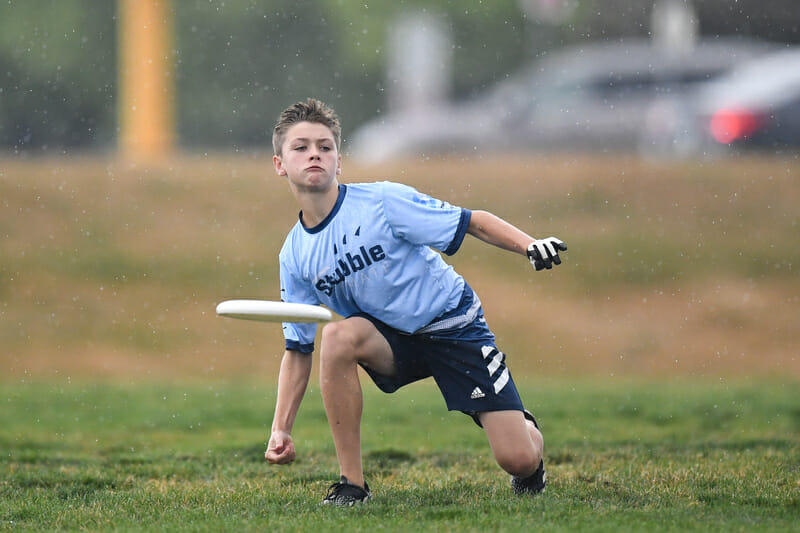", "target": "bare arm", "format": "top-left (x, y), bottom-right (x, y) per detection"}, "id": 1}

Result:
top-left (467, 210), bottom-right (534, 256)
top-left (468, 209), bottom-right (568, 270)
top-left (265, 349), bottom-right (313, 465)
